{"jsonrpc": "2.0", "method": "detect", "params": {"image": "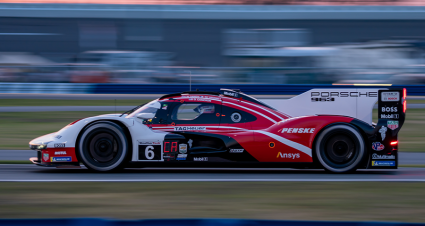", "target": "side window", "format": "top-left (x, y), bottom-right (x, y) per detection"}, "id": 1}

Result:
top-left (172, 103), bottom-right (215, 120)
